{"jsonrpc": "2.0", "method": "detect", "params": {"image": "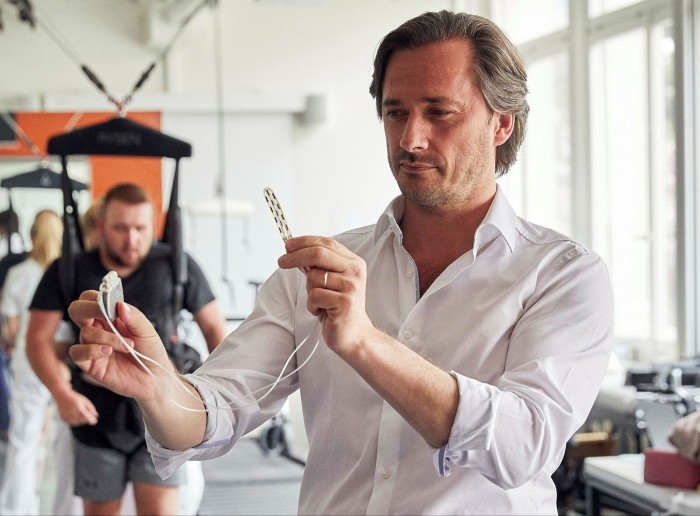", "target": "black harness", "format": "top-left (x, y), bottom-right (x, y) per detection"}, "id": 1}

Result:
top-left (47, 116), bottom-right (192, 332)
